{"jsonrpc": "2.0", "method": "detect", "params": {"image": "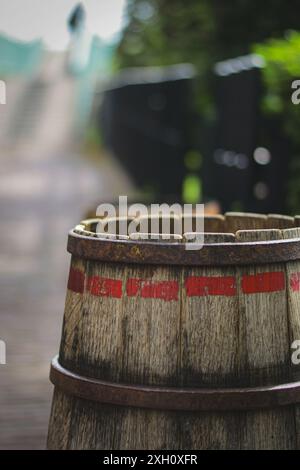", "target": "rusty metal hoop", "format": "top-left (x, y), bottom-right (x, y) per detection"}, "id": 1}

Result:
top-left (50, 356), bottom-right (300, 412)
top-left (68, 230), bottom-right (300, 267)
